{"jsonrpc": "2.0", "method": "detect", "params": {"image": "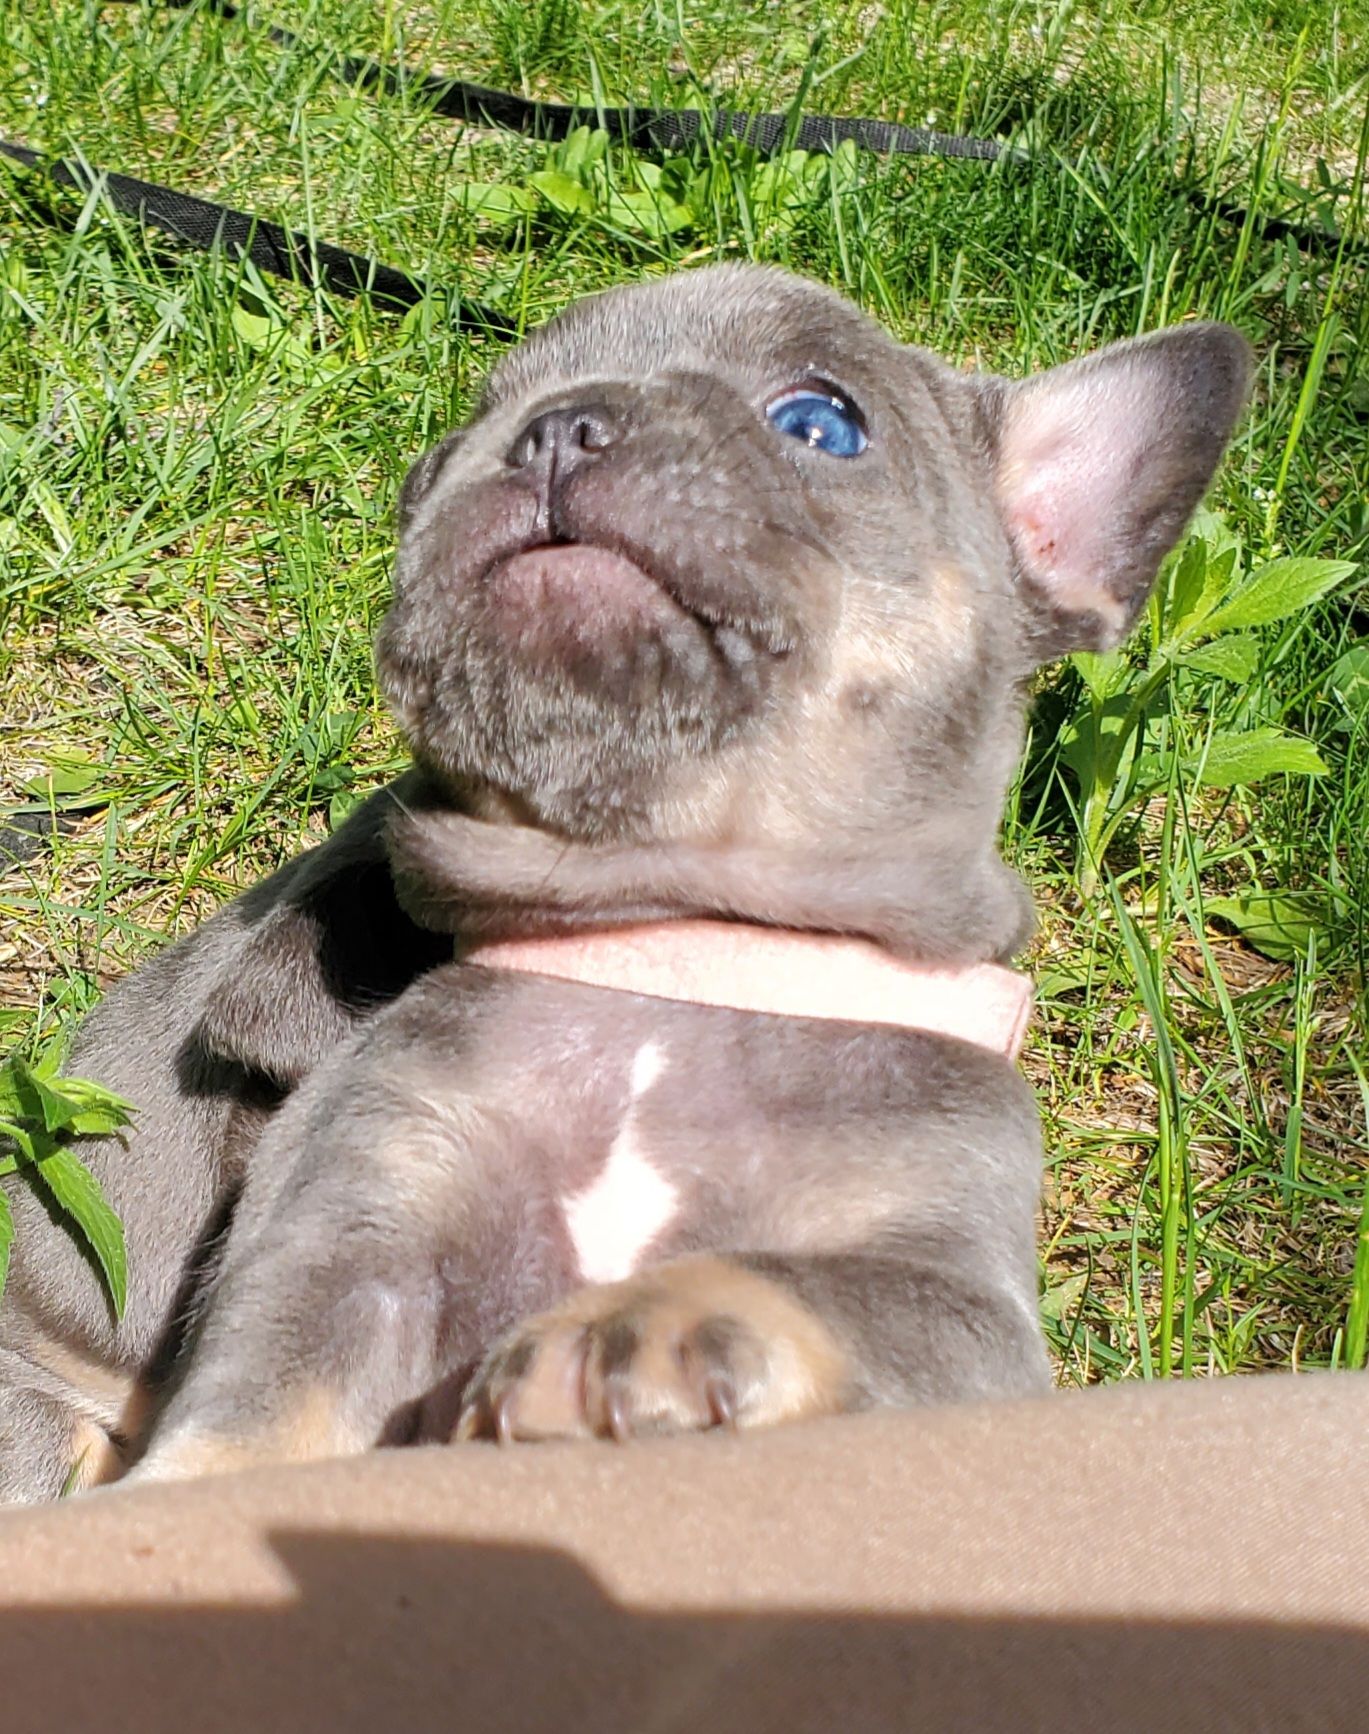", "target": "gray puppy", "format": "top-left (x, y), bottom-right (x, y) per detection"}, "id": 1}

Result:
top-left (105, 264), bottom-right (1250, 1482)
